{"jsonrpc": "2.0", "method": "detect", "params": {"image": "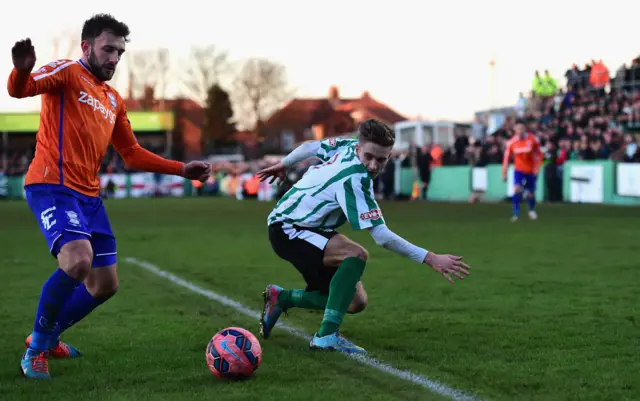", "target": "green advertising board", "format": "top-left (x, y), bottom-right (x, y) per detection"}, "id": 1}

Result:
top-left (396, 161), bottom-right (639, 206)
top-left (0, 111), bottom-right (174, 133)
top-left (3, 162), bottom-right (639, 205)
